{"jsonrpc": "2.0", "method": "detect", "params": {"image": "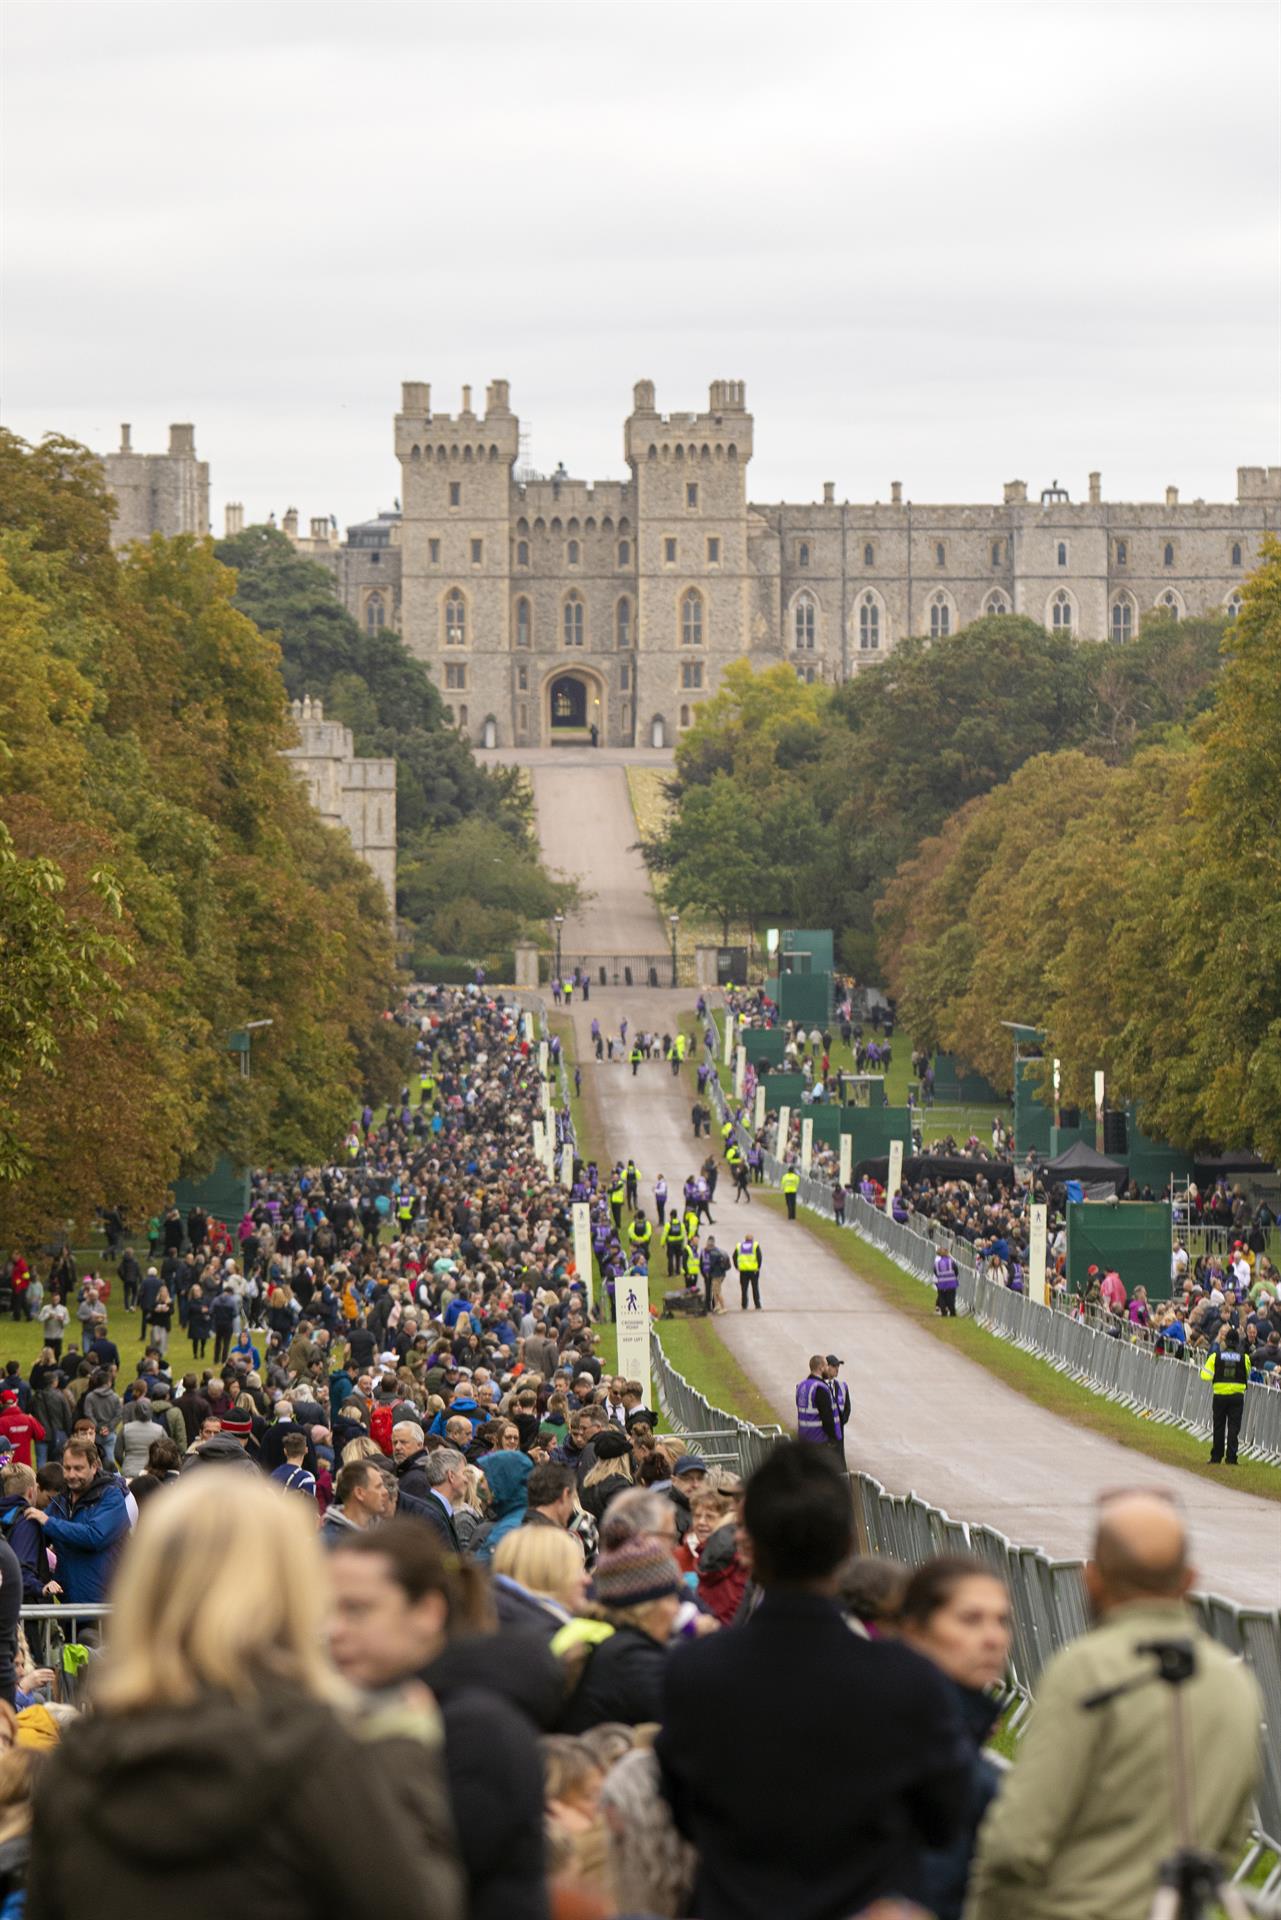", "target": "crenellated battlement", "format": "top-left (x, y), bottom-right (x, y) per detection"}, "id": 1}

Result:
top-left (395, 379), bottom-right (519, 465)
